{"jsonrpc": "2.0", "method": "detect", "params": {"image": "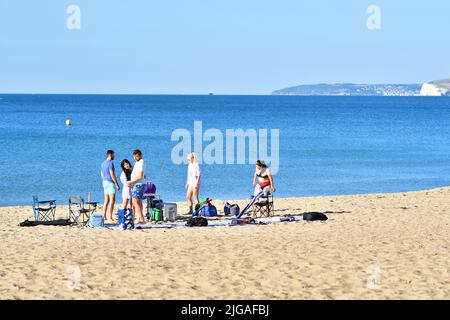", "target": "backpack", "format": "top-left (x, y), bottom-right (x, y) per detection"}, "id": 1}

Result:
top-left (186, 217), bottom-right (208, 227)
top-left (224, 203), bottom-right (240, 216)
top-left (88, 212), bottom-right (105, 228)
top-left (303, 212), bottom-right (328, 221)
